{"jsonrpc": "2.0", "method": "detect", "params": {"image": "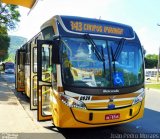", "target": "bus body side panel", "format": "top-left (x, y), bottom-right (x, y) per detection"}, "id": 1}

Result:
top-left (24, 43), bottom-right (31, 97)
top-left (15, 51), bottom-right (18, 90)
top-left (25, 65), bottom-right (30, 97)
